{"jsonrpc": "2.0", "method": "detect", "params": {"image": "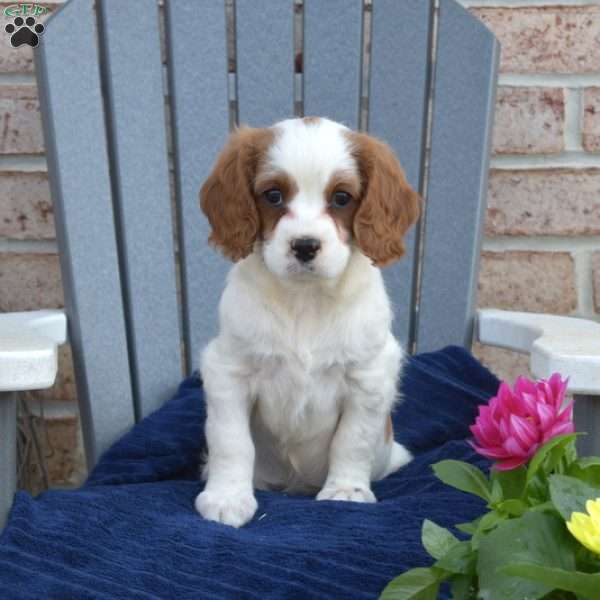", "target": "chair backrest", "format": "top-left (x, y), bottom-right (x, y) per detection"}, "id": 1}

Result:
top-left (35, 0), bottom-right (498, 466)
